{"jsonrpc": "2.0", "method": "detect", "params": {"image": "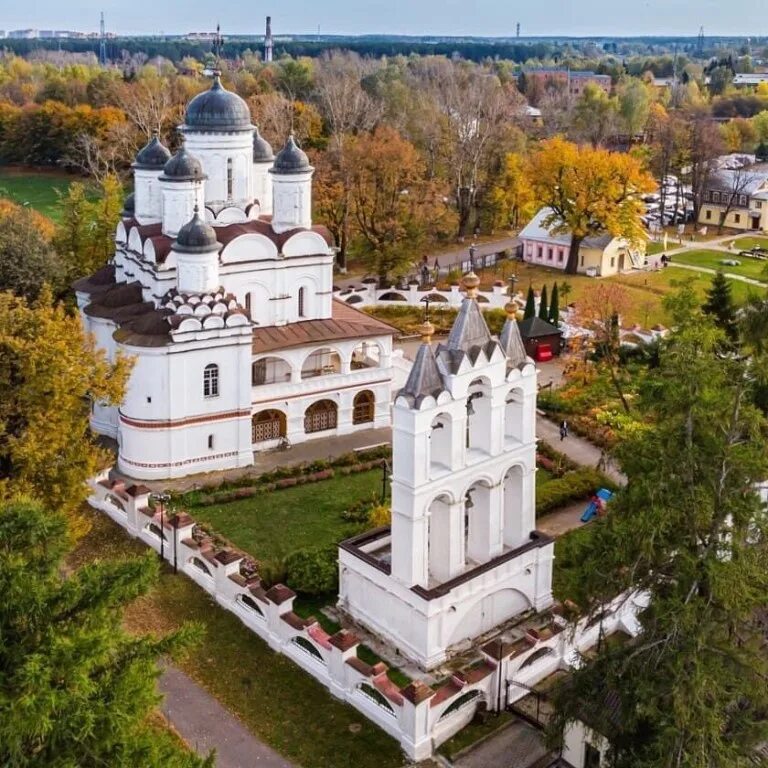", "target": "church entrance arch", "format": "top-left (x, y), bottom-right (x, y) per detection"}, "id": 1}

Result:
top-left (252, 409), bottom-right (286, 444)
top-left (447, 587), bottom-right (531, 646)
top-left (304, 399), bottom-right (338, 433)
